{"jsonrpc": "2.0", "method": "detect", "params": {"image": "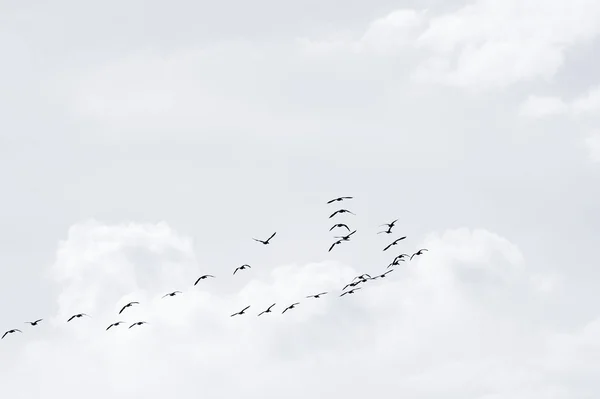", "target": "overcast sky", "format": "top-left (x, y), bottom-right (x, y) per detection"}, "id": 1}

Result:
top-left (1, 0), bottom-right (599, 397)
